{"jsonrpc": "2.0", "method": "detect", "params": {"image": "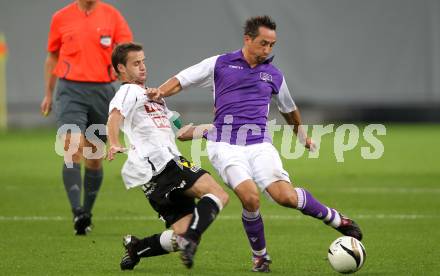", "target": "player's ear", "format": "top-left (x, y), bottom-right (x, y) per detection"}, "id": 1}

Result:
top-left (244, 35), bottom-right (254, 45)
top-left (117, 63), bottom-right (125, 74)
